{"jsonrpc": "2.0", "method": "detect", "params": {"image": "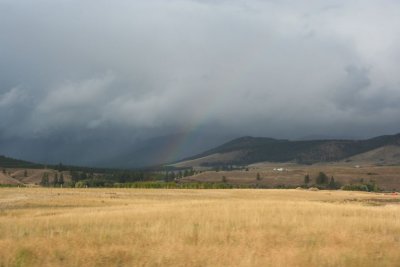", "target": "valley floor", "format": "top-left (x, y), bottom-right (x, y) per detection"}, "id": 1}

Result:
top-left (183, 163), bottom-right (400, 191)
top-left (1, 188), bottom-right (400, 267)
